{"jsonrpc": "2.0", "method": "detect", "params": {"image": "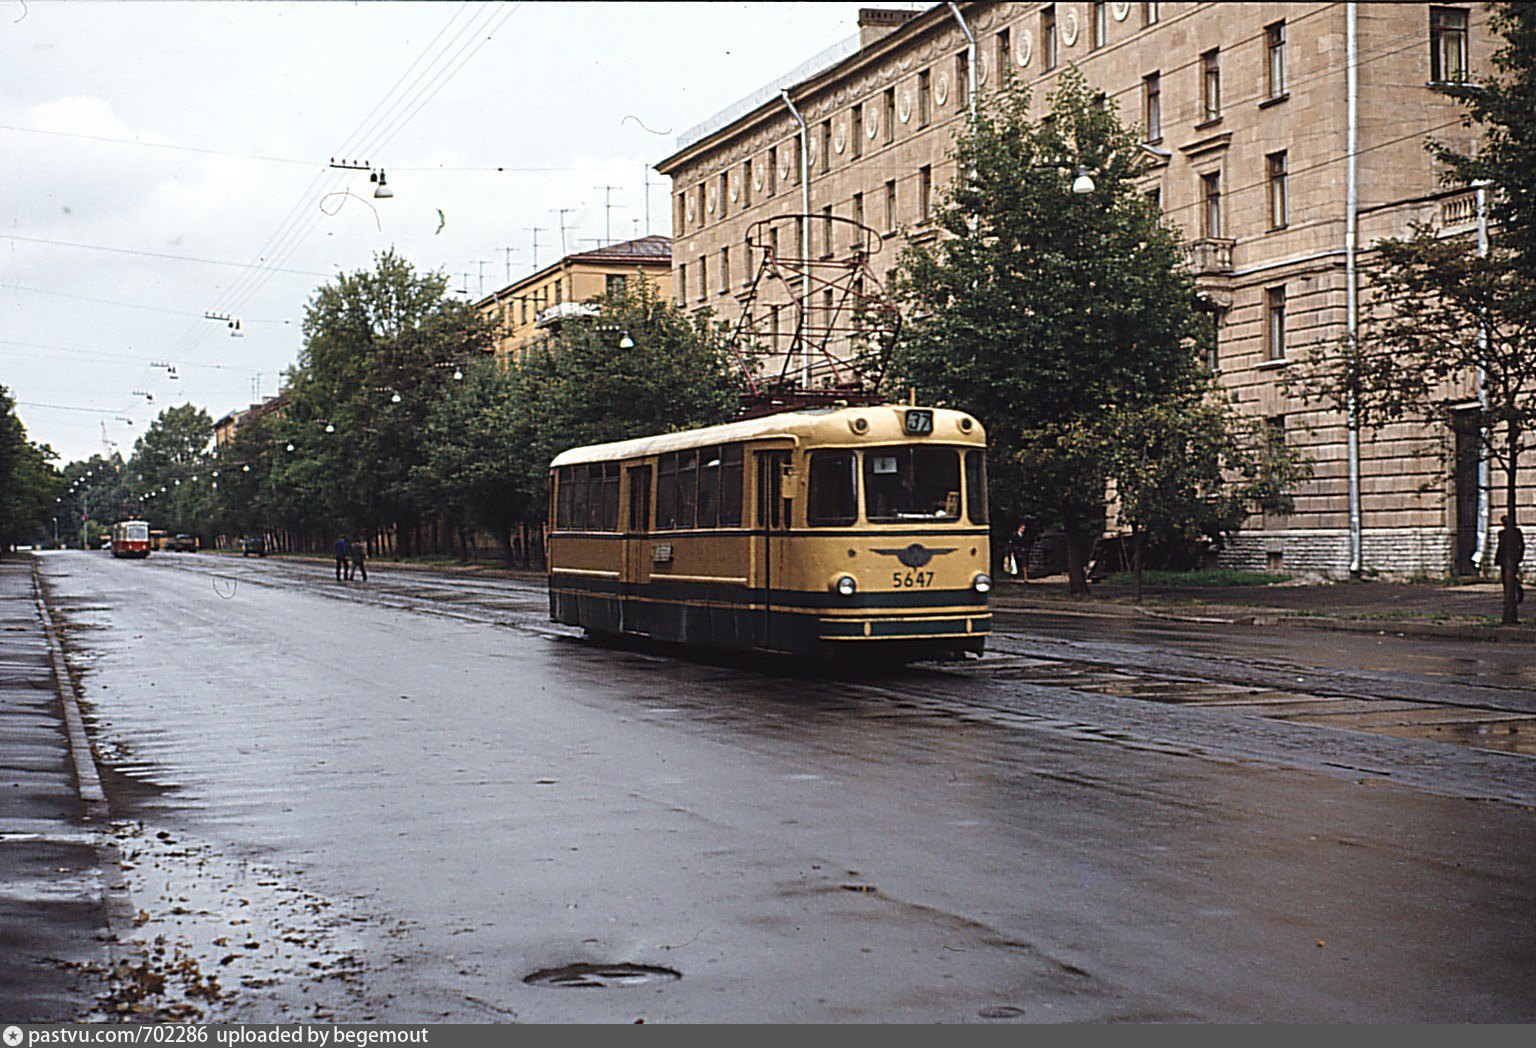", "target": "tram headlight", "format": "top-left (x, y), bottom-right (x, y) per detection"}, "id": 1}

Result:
top-left (973, 573), bottom-right (993, 594)
top-left (834, 574), bottom-right (858, 597)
